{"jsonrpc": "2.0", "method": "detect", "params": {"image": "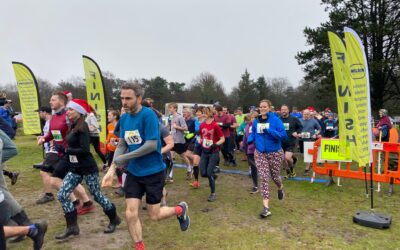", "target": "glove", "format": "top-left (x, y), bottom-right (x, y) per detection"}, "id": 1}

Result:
top-left (210, 144), bottom-right (218, 150)
top-left (221, 123), bottom-right (231, 129)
